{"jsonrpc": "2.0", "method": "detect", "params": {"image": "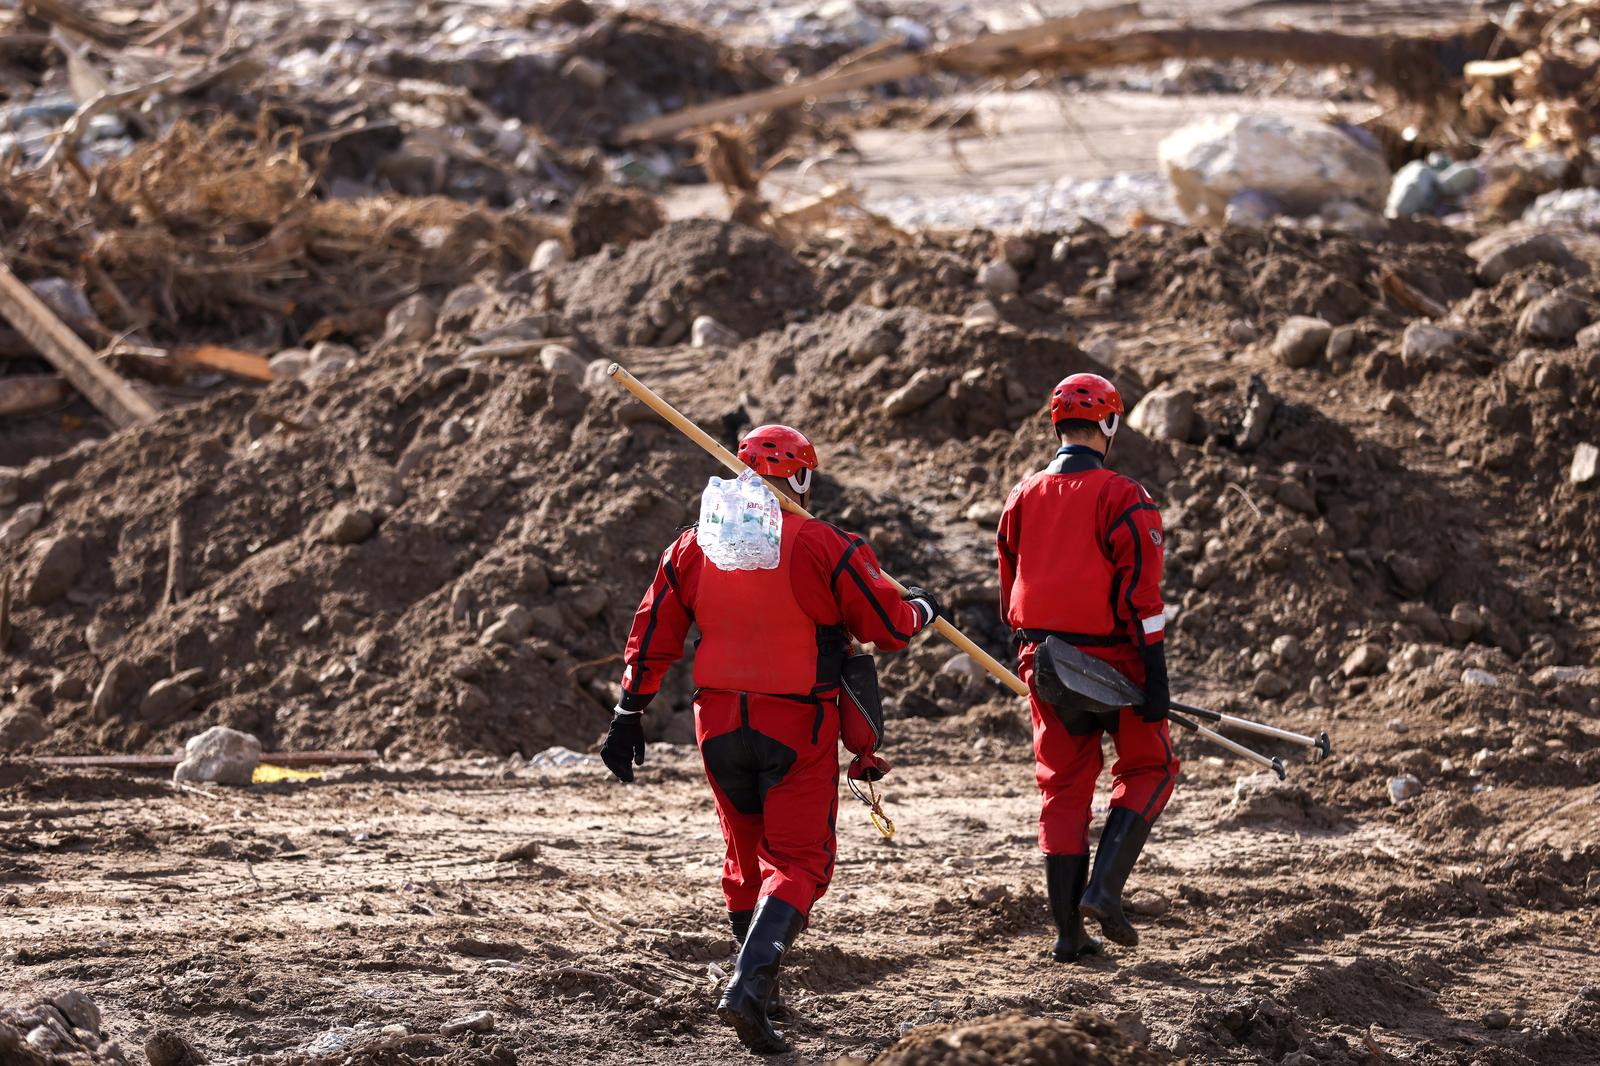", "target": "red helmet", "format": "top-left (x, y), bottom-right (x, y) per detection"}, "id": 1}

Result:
top-left (738, 424), bottom-right (818, 493)
top-left (1050, 373), bottom-right (1124, 435)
